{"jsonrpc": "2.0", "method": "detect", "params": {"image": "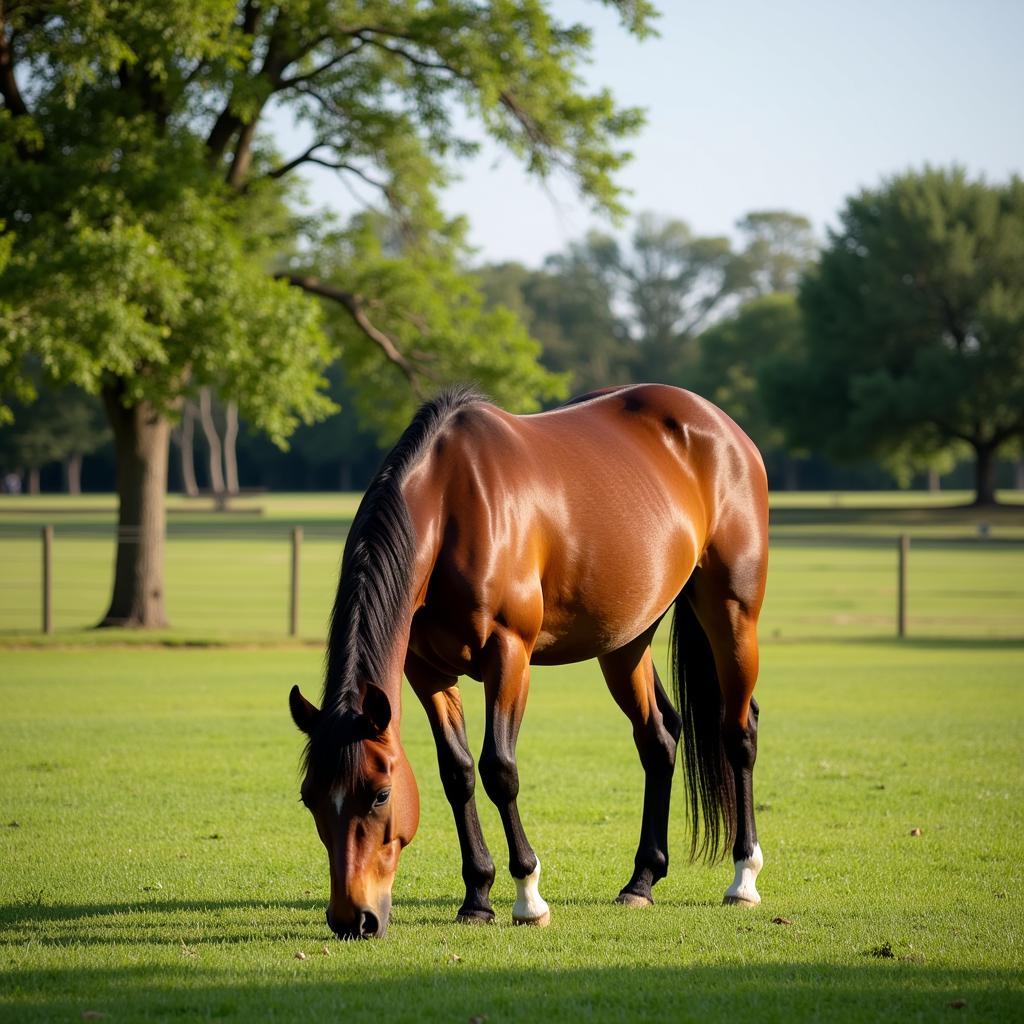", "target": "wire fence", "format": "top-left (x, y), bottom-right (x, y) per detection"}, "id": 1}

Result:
top-left (2, 525), bottom-right (1023, 642)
